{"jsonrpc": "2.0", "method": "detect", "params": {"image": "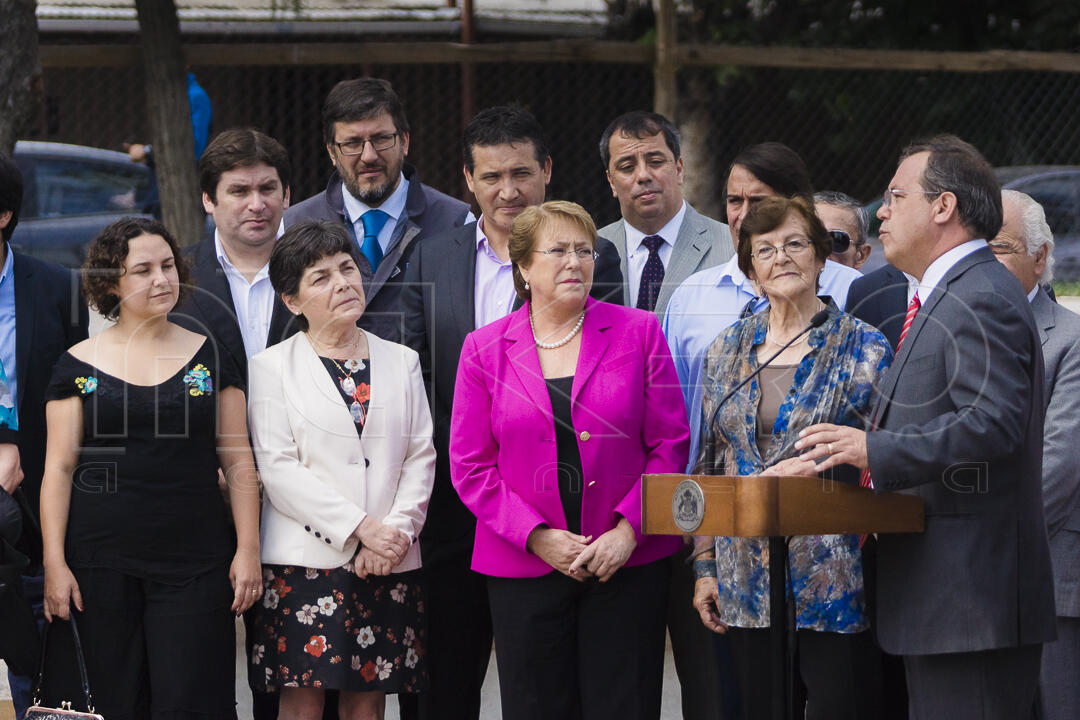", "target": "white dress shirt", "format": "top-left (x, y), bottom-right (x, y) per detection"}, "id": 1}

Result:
top-left (215, 232), bottom-right (275, 360)
top-left (915, 239), bottom-right (988, 304)
top-left (473, 216), bottom-right (518, 330)
top-left (624, 201), bottom-right (687, 307)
